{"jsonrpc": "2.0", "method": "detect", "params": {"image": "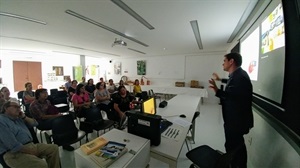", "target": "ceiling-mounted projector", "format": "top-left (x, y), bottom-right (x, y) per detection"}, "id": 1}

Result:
top-left (112, 38), bottom-right (127, 47)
